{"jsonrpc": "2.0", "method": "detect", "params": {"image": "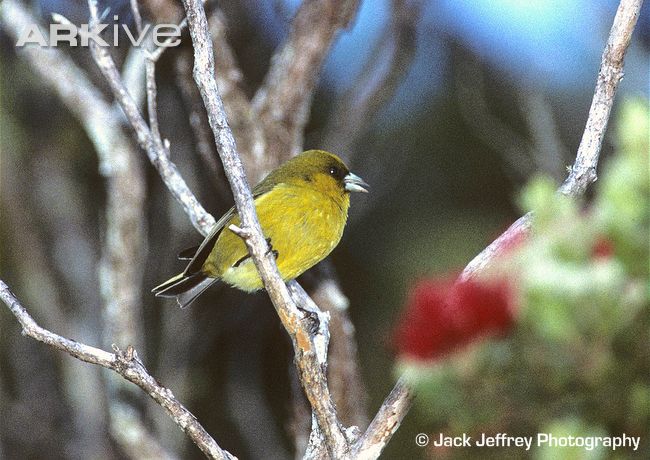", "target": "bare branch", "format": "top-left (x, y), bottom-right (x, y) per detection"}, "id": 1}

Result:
top-left (0, 280), bottom-right (237, 460)
top-left (310, 275), bottom-right (368, 429)
top-left (72, 3), bottom-right (217, 235)
top-left (130, 0), bottom-right (144, 35)
top-left (461, 0), bottom-right (643, 281)
top-left (459, 214), bottom-right (532, 281)
top-left (179, 1), bottom-right (351, 453)
top-left (252, 0), bottom-right (361, 163)
top-left (351, 378), bottom-right (413, 460)
top-left (145, 57), bottom-right (165, 151)
top-left (559, 0), bottom-right (643, 196)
